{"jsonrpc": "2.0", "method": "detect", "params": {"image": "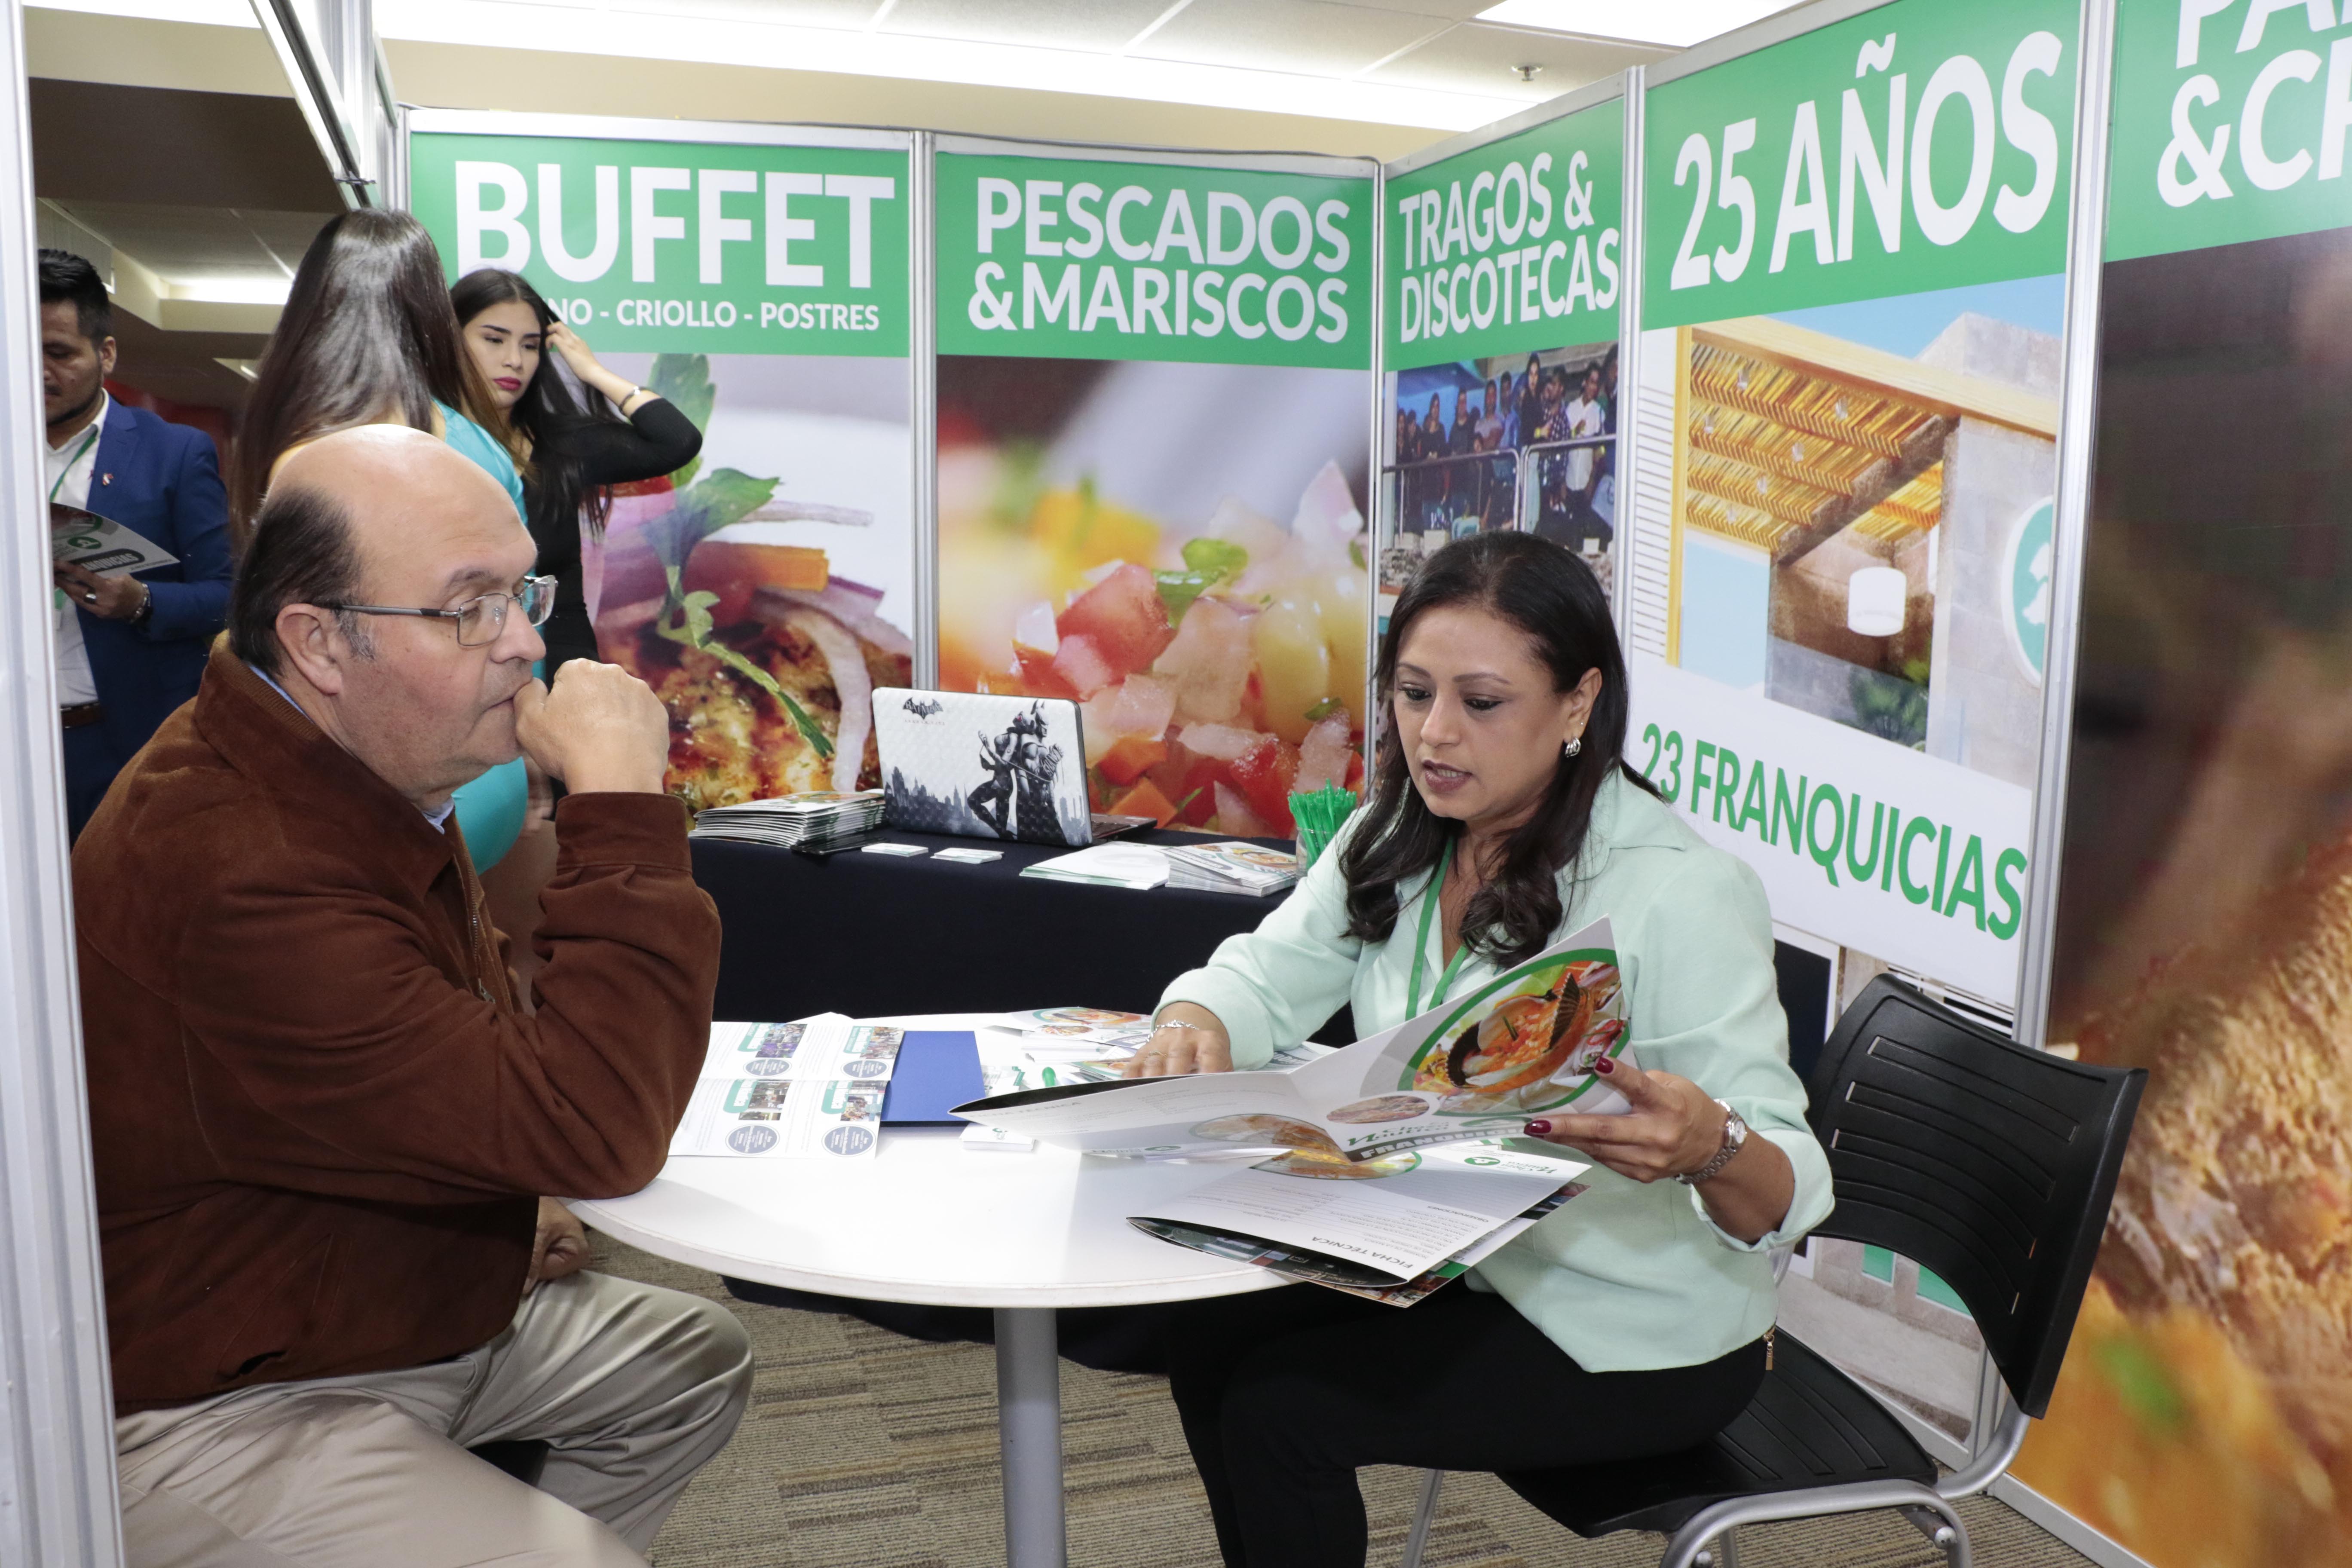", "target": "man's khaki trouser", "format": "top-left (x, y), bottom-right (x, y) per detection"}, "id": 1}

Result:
top-left (113, 1270), bottom-right (754, 1567)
